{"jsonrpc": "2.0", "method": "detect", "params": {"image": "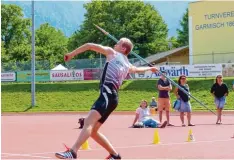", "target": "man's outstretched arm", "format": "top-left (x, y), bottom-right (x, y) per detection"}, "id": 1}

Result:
top-left (129, 65), bottom-right (158, 73)
top-left (64, 43), bottom-right (114, 61)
